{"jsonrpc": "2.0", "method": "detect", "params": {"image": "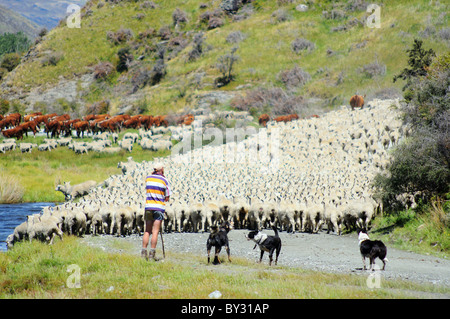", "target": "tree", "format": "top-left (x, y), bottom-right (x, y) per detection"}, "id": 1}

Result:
top-left (0, 32), bottom-right (31, 58)
top-left (376, 48), bottom-right (449, 209)
top-left (393, 39), bottom-right (435, 100)
top-left (215, 46), bottom-right (240, 87)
